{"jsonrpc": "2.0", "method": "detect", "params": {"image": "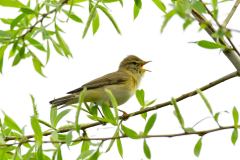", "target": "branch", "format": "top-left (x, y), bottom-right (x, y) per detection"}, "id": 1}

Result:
top-left (222, 0), bottom-right (240, 28)
top-left (4, 71), bottom-right (238, 141)
top-left (2, 124), bottom-right (239, 147)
